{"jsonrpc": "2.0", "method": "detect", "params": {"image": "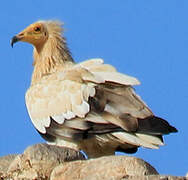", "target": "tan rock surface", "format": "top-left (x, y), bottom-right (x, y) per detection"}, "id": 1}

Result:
top-left (50, 155), bottom-right (158, 180)
top-left (0, 154), bottom-right (17, 174)
top-left (3, 143), bottom-right (85, 179)
top-left (122, 175), bottom-right (187, 180)
top-left (0, 144), bottom-right (186, 180)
